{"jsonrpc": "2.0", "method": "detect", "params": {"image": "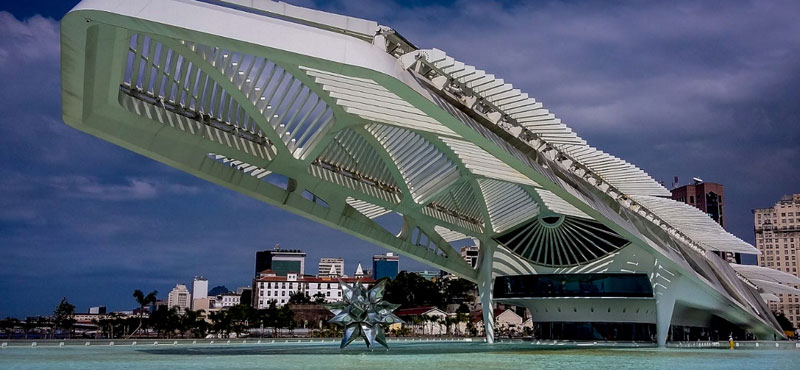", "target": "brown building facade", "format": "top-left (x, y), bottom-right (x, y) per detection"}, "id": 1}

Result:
top-left (671, 181), bottom-right (736, 262)
top-left (671, 182), bottom-right (726, 228)
top-left (753, 194), bottom-right (800, 328)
